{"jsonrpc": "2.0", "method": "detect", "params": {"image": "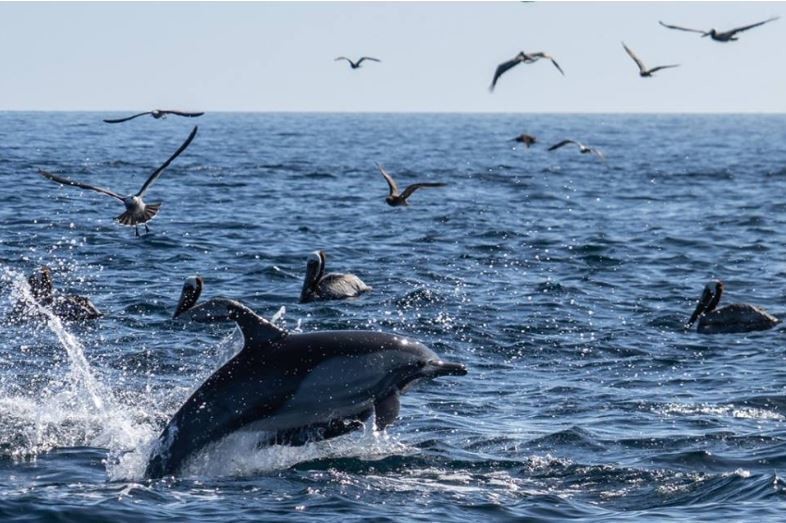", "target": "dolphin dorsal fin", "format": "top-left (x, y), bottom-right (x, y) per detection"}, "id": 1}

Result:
top-left (229, 301), bottom-right (287, 347)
